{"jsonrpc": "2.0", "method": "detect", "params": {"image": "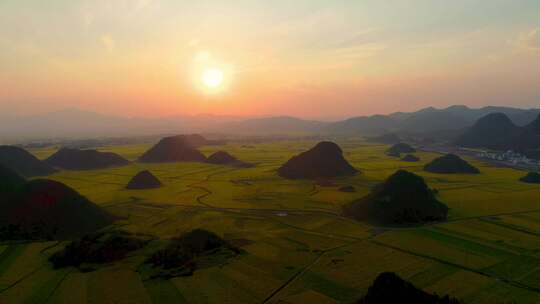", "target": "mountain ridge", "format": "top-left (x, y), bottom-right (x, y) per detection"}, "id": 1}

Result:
top-left (2, 105), bottom-right (540, 140)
